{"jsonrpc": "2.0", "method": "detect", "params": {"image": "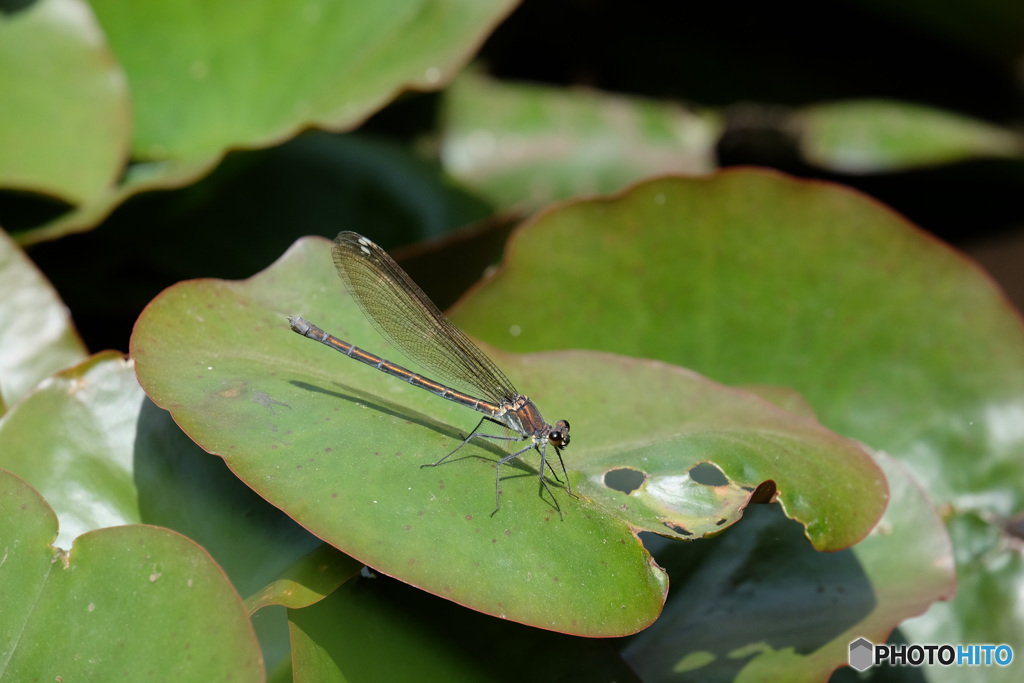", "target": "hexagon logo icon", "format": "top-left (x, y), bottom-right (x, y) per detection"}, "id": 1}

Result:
top-left (849, 637), bottom-right (874, 671)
